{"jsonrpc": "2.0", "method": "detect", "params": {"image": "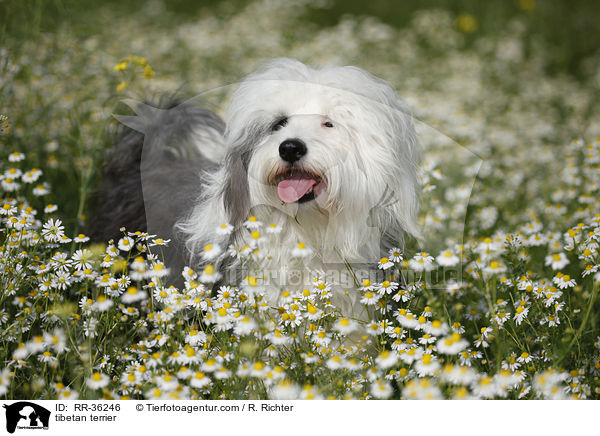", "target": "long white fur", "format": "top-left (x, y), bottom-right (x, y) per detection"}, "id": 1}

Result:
top-left (177, 58), bottom-right (420, 315)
